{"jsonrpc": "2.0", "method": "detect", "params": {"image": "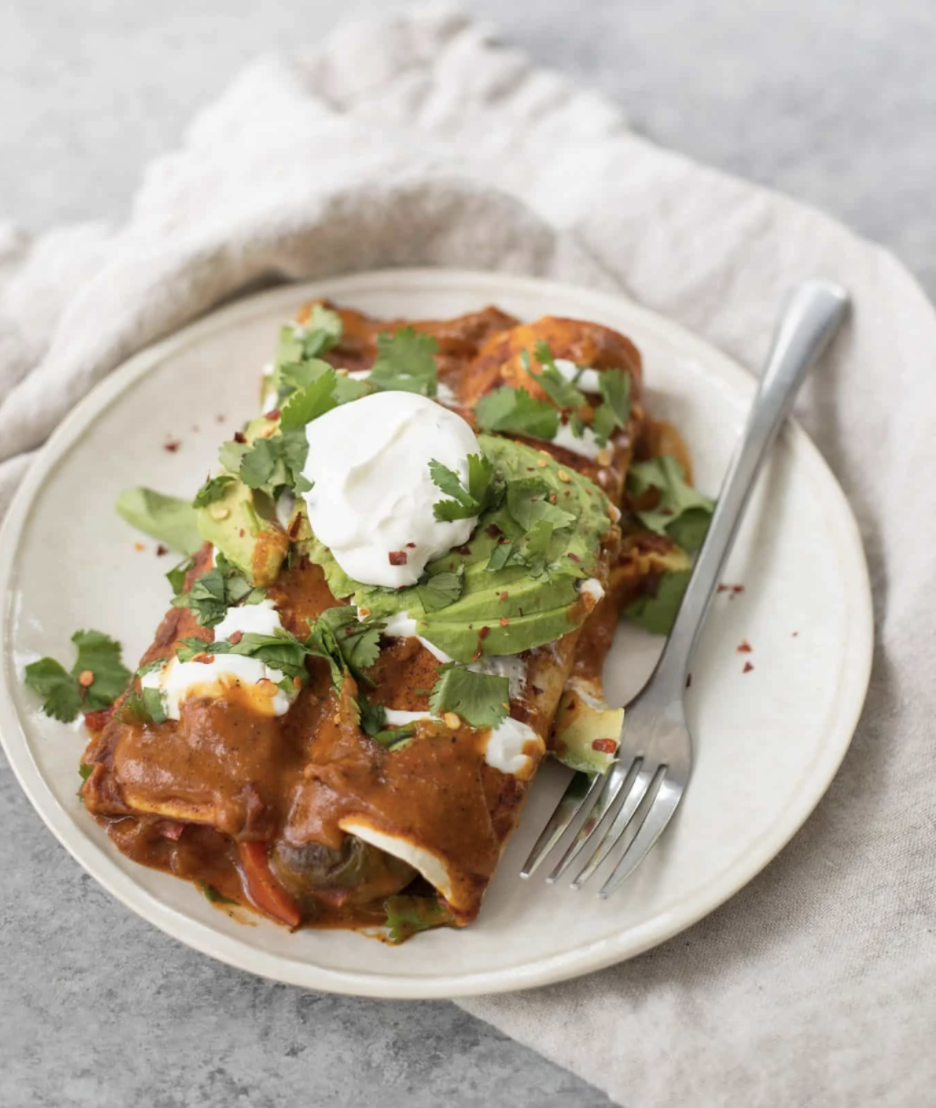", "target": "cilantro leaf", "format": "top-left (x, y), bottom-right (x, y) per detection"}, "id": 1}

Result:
top-left (232, 427), bottom-right (311, 497)
top-left (192, 474), bottom-right (234, 508)
top-left (166, 555), bottom-right (194, 595)
top-left (588, 369), bottom-right (632, 447)
top-left (332, 375), bottom-right (372, 404)
top-left (429, 454), bottom-right (496, 522)
top-left (598, 368), bottom-right (632, 426)
top-left (627, 456), bottom-right (715, 553)
top-left (79, 763), bottom-right (94, 782)
top-left (384, 895), bottom-right (454, 943)
top-left (623, 570), bottom-right (691, 635)
top-left (274, 306), bottom-right (342, 373)
top-left (239, 437), bottom-right (282, 490)
top-left (528, 343), bottom-right (587, 411)
top-left (279, 365), bottom-right (338, 430)
top-left (24, 630), bottom-right (131, 723)
top-left (115, 487), bottom-right (202, 555)
top-left (416, 565), bottom-right (465, 612)
top-left (368, 329), bottom-right (439, 396)
top-left (72, 630), bottom-right (133, 711)
top-left (24, 658), bottom-right (82, 722)
top-left (506, 477), bottom-right (576, 531)
top-left (429, 664), bottom-right (509, 729)
top-left (218, 440), bottom-right (249, 475)
top-left (305, 607), bottom-right (383, 688)
top-left (474, 386), bottom-right (559, 440)
top-left (171, 554), bottom-right (264, 627)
